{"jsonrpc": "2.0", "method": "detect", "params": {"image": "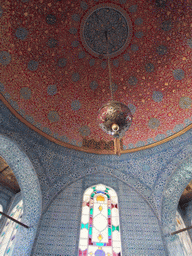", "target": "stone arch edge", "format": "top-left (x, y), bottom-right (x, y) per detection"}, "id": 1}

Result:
top-left (0, 134), bottom-right (42, 256)
top-left (45, 166), bottom-right (156, 218)
top-left (161, 154), bottom-right (192, 255)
